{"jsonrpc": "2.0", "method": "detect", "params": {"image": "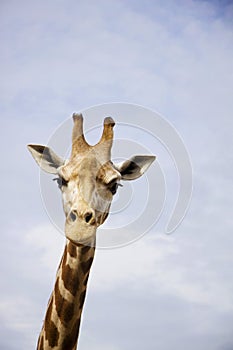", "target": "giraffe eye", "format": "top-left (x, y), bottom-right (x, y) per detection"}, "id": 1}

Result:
top-left (53, 177), bottom-right (68, 189)
top-left (108, 181), bottom-right (122, 195)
